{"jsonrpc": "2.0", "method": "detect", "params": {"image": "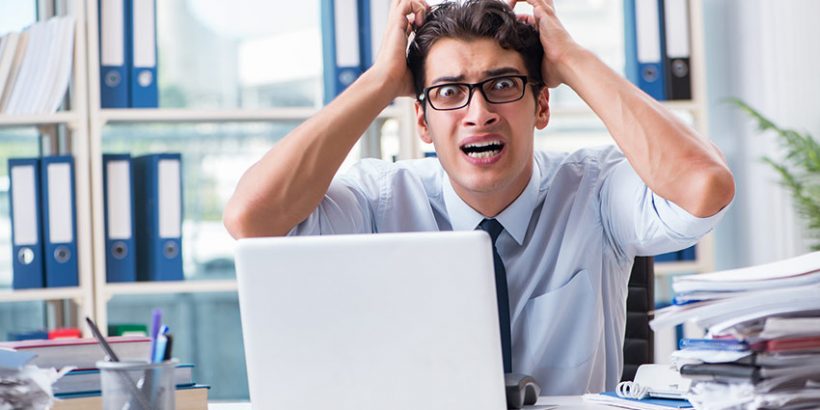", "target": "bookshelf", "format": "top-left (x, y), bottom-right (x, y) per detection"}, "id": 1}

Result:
top-left (81, 0), bottom-right (420, 330)
top-left (0, 0), bottom-right (717, 400)
top-left (0, 0), bottom-right (714, 325)
top-left (0, 0), bottom-right (95, 331)
top-left (536, 0), bottom-right (714, 278)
